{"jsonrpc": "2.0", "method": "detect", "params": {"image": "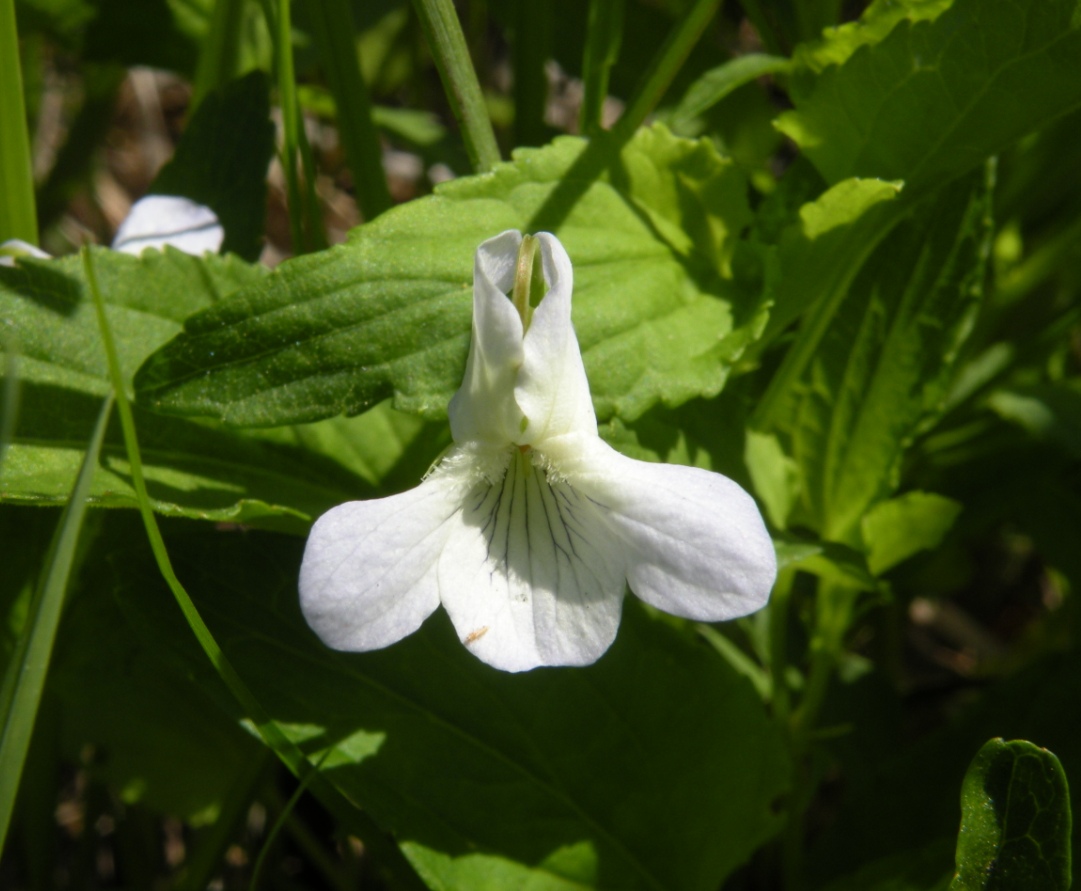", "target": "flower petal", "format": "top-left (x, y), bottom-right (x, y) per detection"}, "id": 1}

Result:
top-left (438, 449), bottom-right (625, 671)
top-left (553, 435), bottom-right (777, 621)
top-left (0, 239), bottom-right (51, 266)
top-left (112, 195), bottom-right (224, 256)
top-left (516, 232), bottom-right (597, 443)
top-left (299, 472), bottom-right (464, 652)
top-left (448, 230), bottom-right (527, 446)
